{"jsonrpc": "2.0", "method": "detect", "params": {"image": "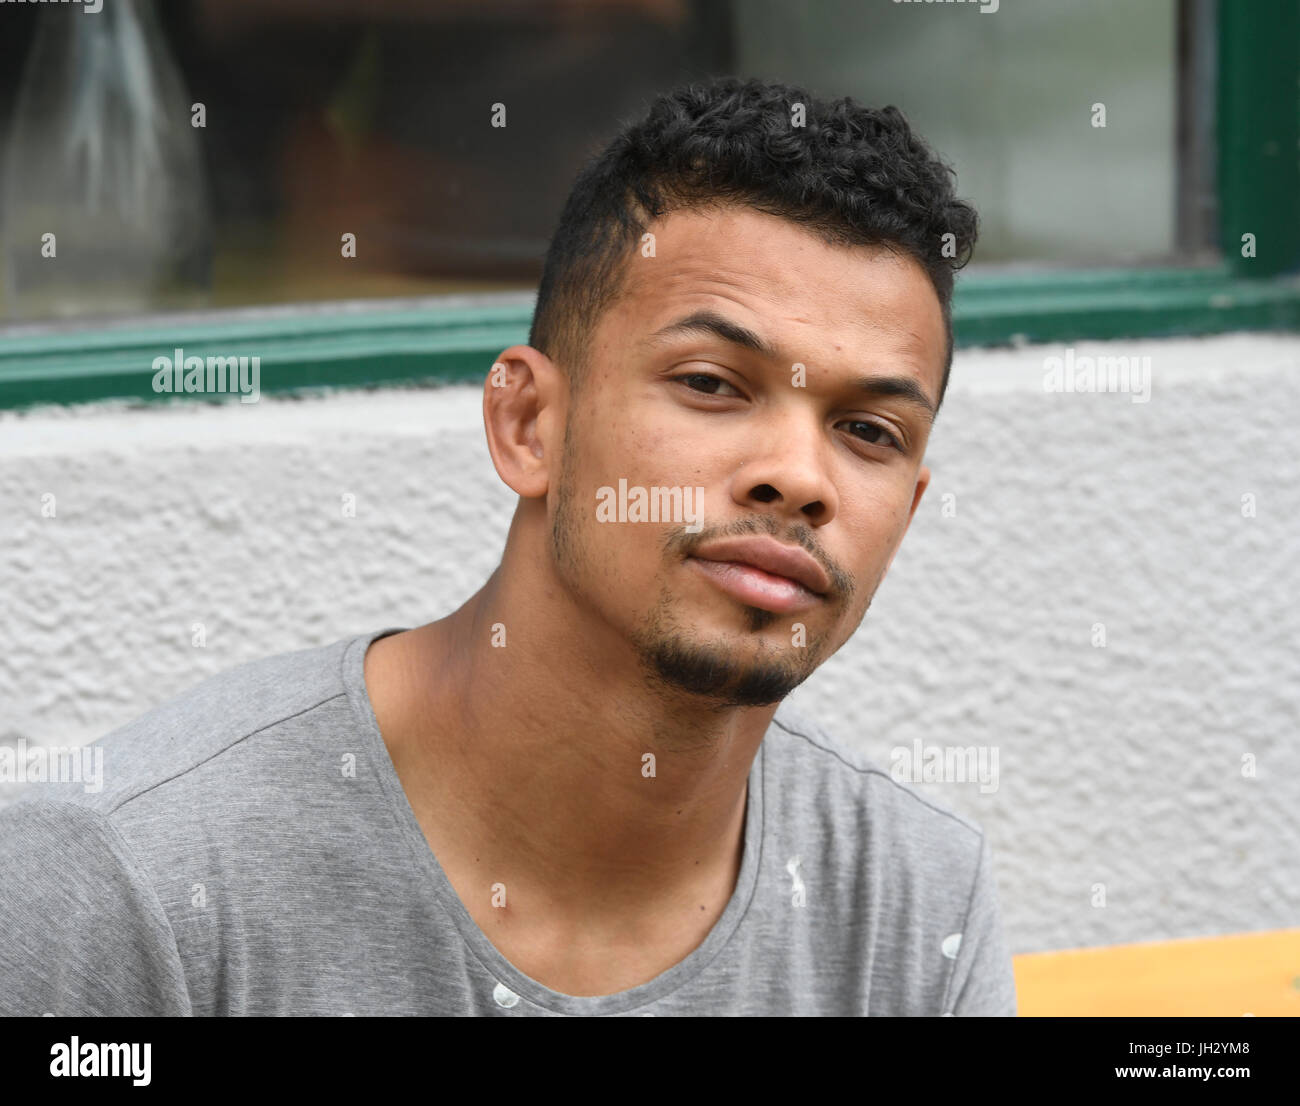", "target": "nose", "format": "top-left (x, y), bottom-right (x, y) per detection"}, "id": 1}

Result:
top-left (731, 414), bottom-right (838, 526)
